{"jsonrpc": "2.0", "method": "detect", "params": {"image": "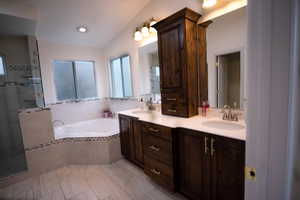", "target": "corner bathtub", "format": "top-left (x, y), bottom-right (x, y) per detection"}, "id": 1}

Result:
top-left (54, 118), bottom-right (119, 139)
